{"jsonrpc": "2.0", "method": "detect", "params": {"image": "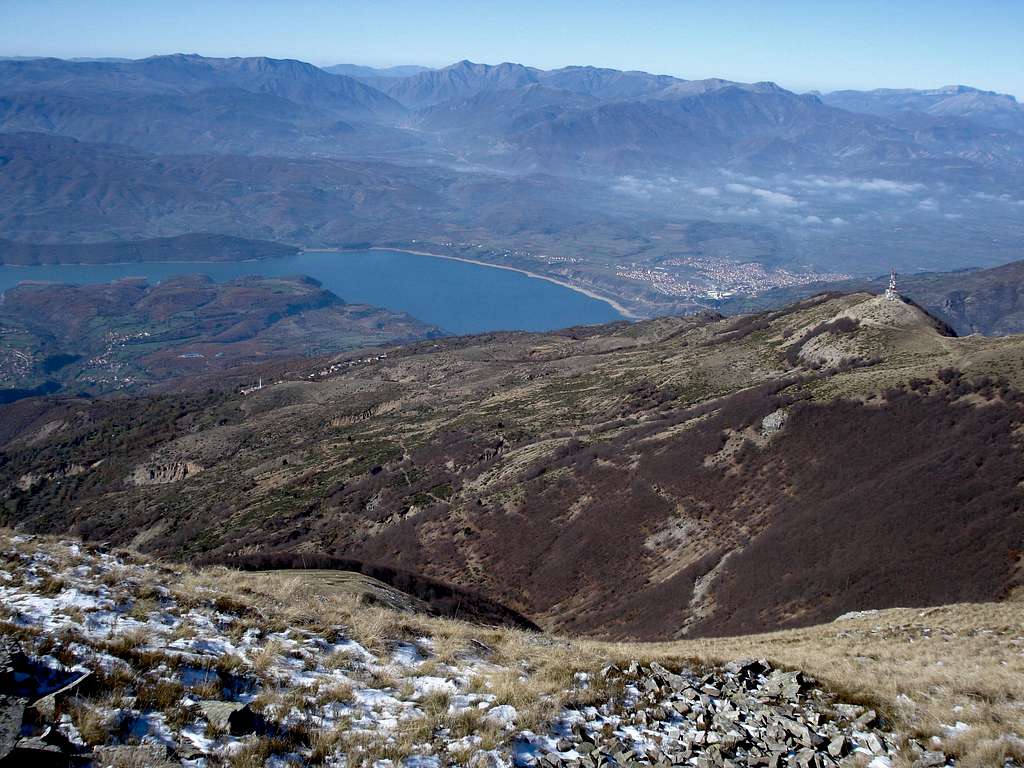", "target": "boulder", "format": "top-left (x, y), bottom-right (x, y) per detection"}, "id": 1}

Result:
top-left (0, 696), bottom-right (26, 760)
top-left (827, 734), bottom-right (846, 757)
top-left (93, 744), bottom-right (176, 767)
top-left (30, 671), bottom-right (92, 720)
top-left (198, 700), bottom-right (264, 736)
top-left (853, 709), bottom-right (878, 729)
top-left (6, 726), bottom-right (80, 768)
top-left (4, 738), bottom-right (71, 767)
top-left (911, 752), bottom-right (947, 768)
